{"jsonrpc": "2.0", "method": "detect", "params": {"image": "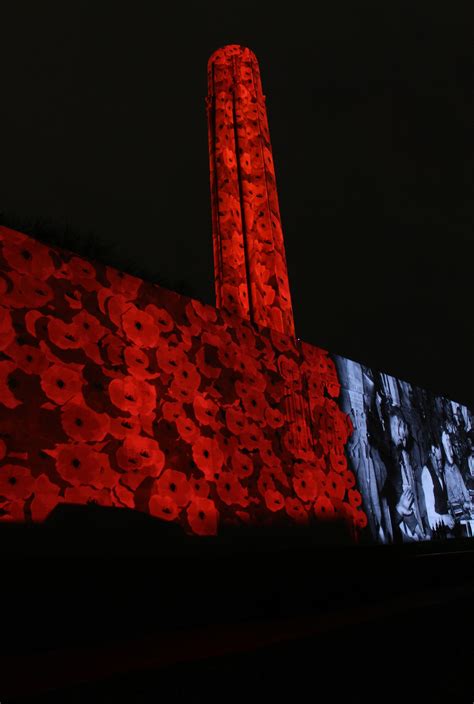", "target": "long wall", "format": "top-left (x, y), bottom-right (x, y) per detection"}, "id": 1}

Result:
top-left (0, 225), bottom-right (363, 536)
